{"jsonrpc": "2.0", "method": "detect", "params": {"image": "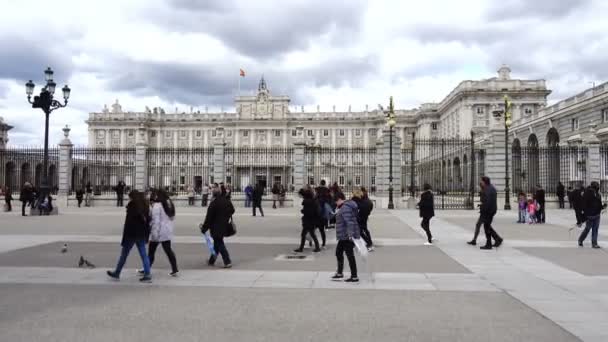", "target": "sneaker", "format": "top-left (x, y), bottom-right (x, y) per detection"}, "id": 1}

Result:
top-left (344, 277), bottom-right (359, 283)
top-left (208, 256), bottom-right (216, 266)
top-left (592, 245), bottom-right (601, 249)
top-left (313, 248), bottom-right (321, 253)
top-left (293, 248), bottom-right (303, 253)
top-left (139, 275), bottom-right (152, 283)
top-left (493, 238), bottom-right (503, 248)
top-left (424, 242), bottom-right (433, 246)
top-left (136, 269), bottom-right (145, 275)
top-left (331, 273), bottom-right (344, 281)
top-left (367, 246), bottom-right (375, 252)
top-left (106, 270), bottom-right (119, 280)
top-left (169, 271), bottom-right (179, 277)
top-left (578, 241), bottom-right (584, 247)
top-left (223, 264), bottom-right (232, 269)
top-left (467, 240), bottom-right (477, 246)
top-left (480, 245), bottom-right (493, 250)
